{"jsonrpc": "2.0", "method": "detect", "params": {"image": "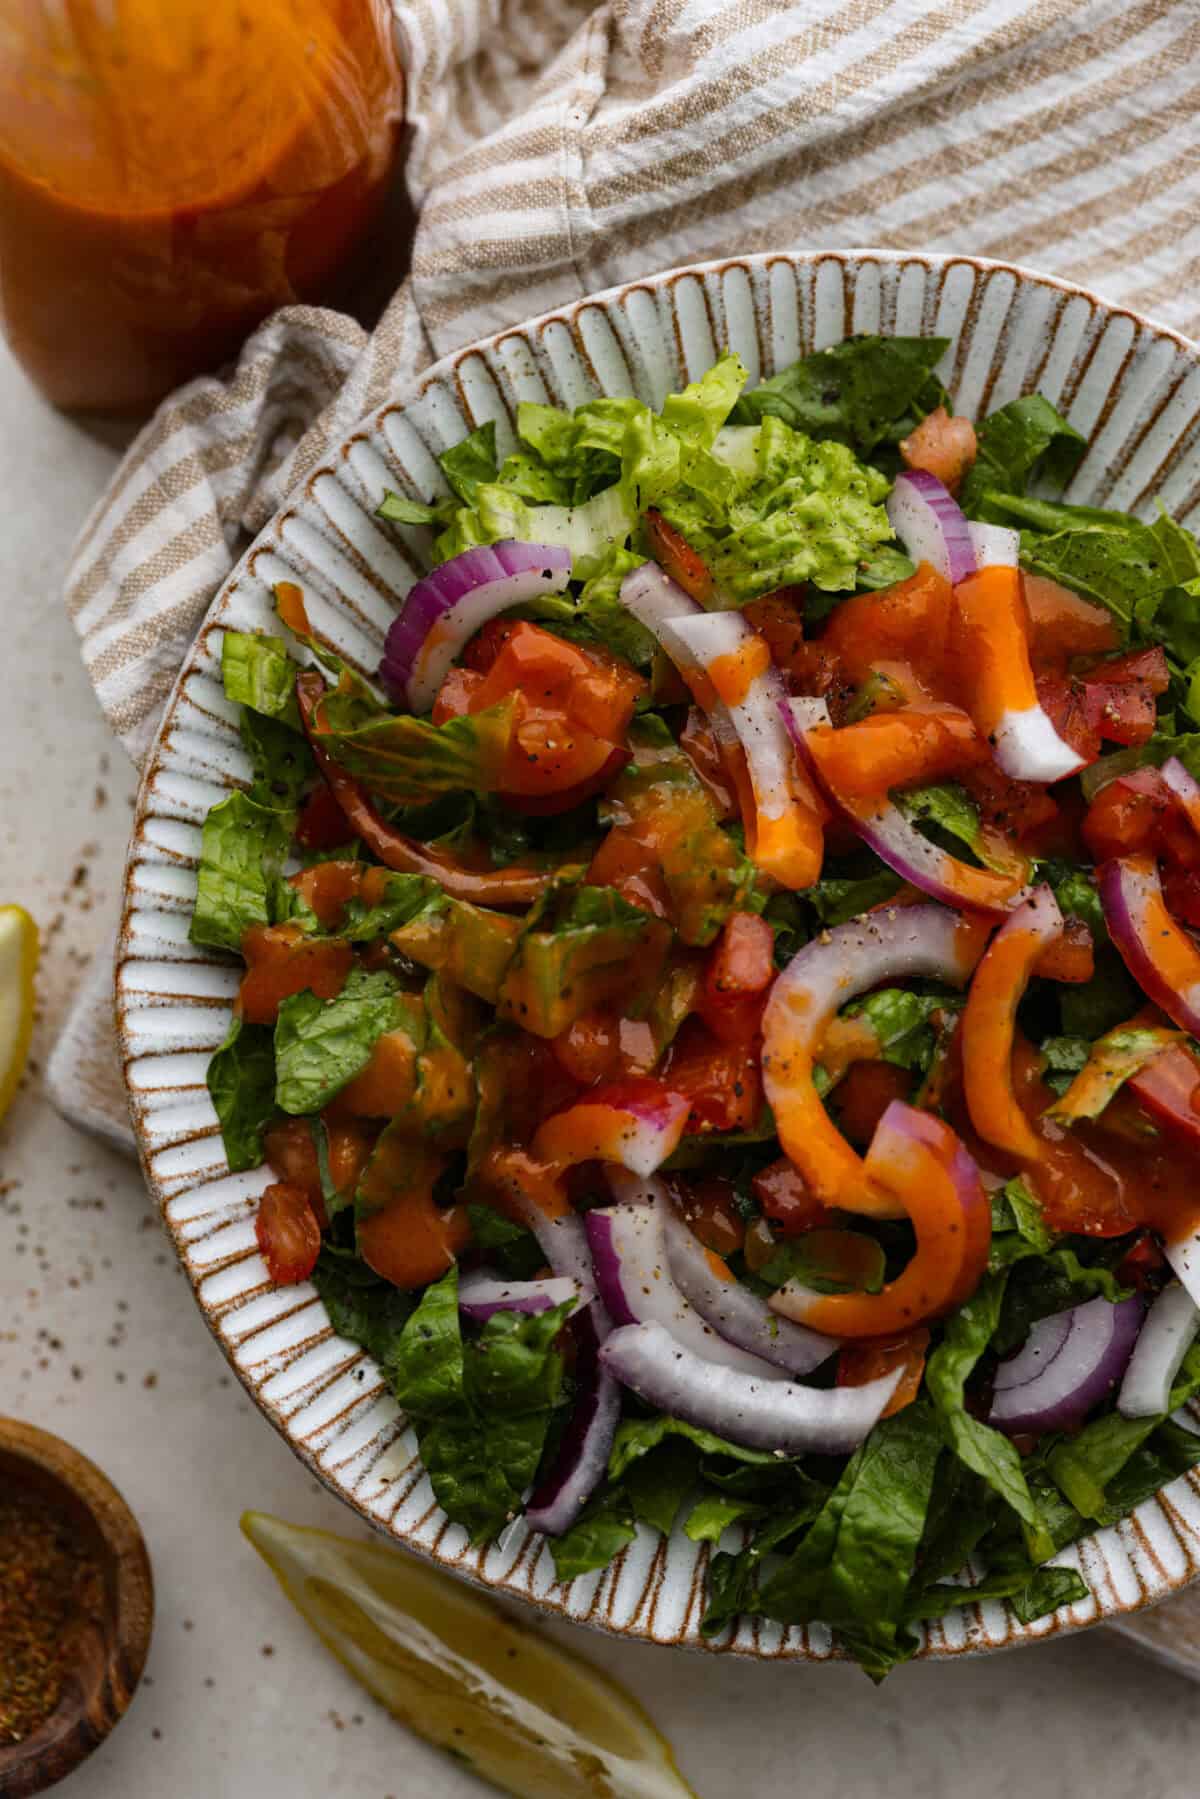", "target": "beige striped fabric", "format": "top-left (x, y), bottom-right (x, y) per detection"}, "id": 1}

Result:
top-left (66, 0), bottom-right (1200, 766)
